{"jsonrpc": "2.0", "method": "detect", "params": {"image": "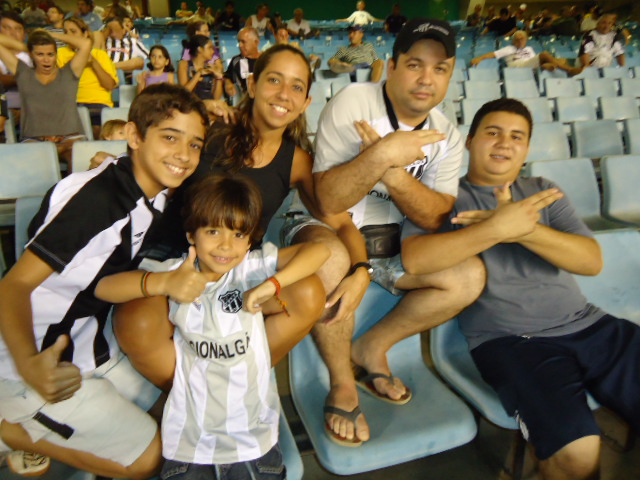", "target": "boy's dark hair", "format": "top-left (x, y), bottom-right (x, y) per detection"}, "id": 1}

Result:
top-left (27, 29), bottom-right (56, 52)
top-left (127, 83), bottom-right (208, 141)
top-left (182, 173), bottom-right (264, 247)
top-left (468, 98), bottom-right (533, 140)
top-left (1, 11), bottom-right (26, 28)
top-left (48, 5), bottom-right (65, 15)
